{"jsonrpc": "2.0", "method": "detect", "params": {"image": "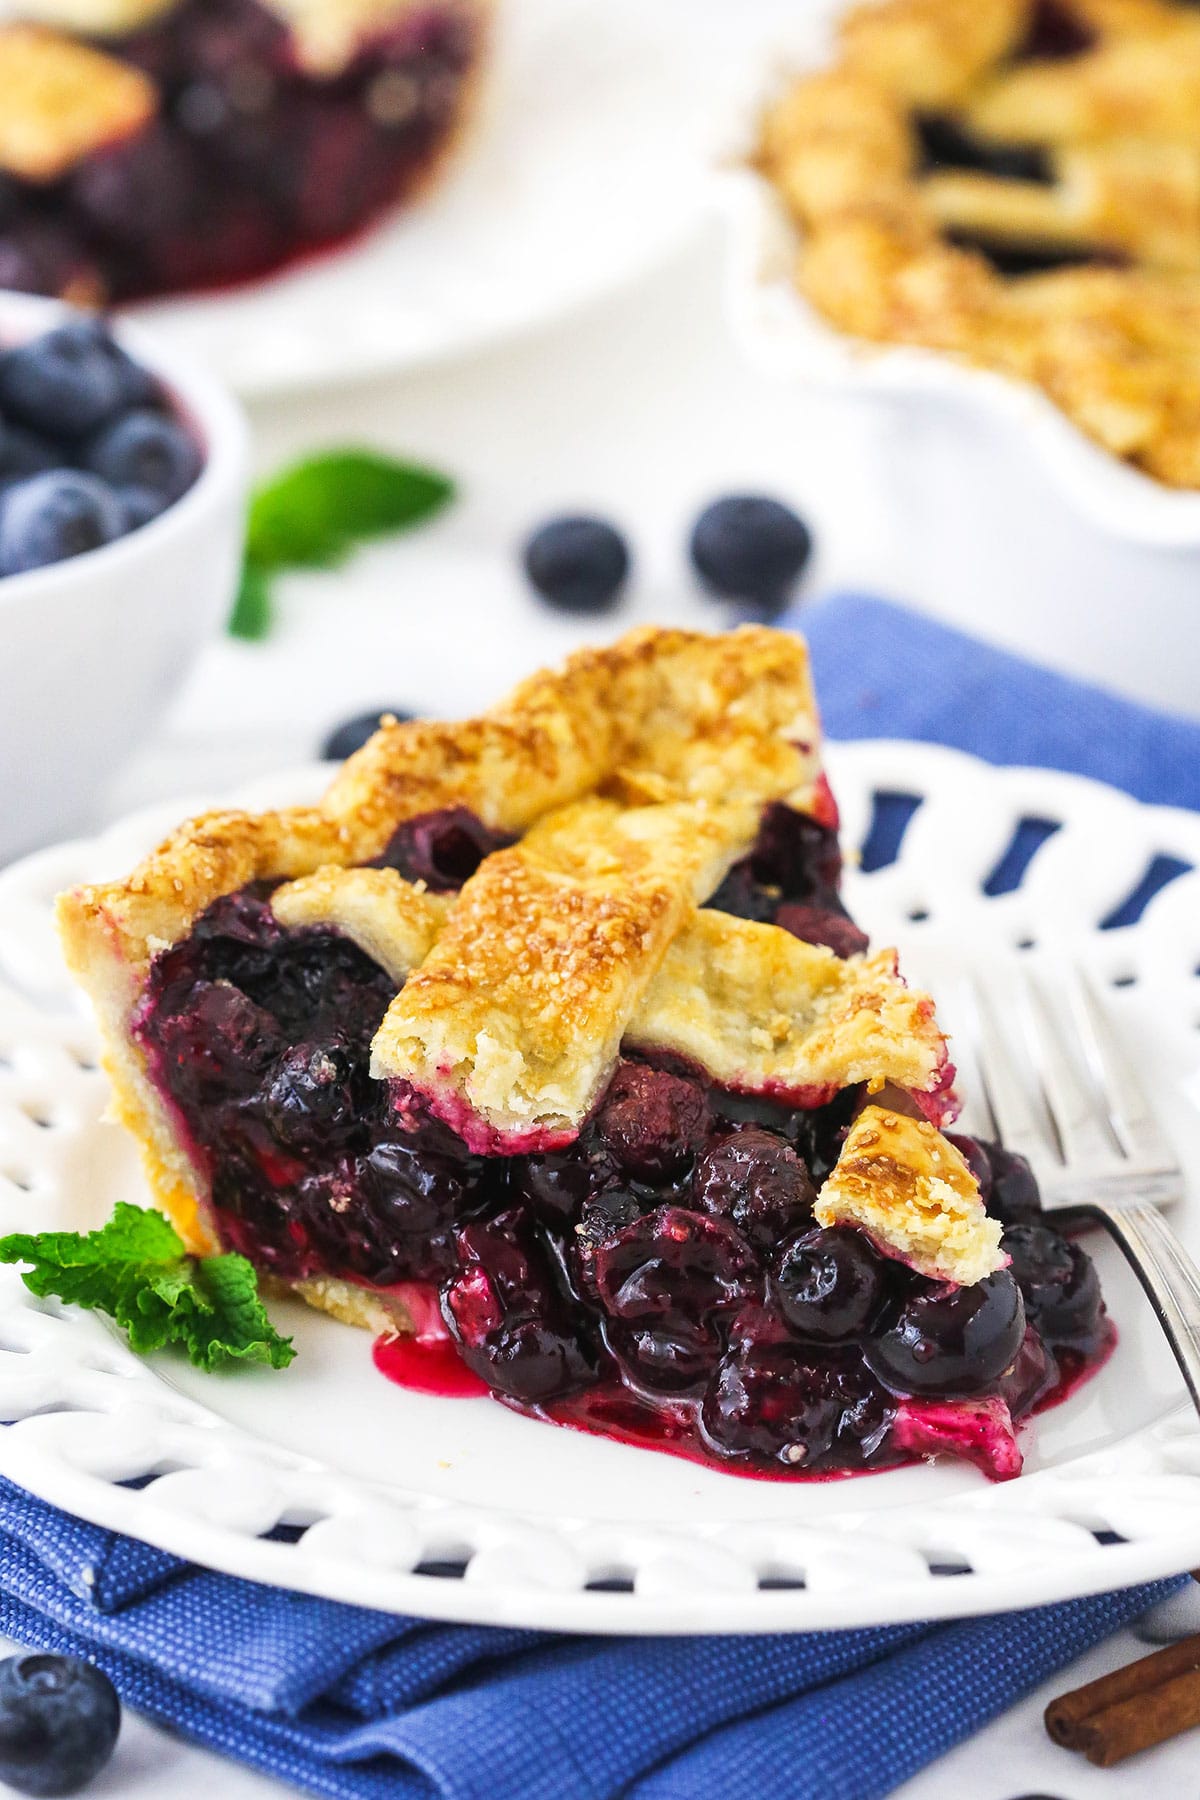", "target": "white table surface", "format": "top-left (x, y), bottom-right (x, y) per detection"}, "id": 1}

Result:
top-left (23, 117), bottom-right (1200, 1800)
